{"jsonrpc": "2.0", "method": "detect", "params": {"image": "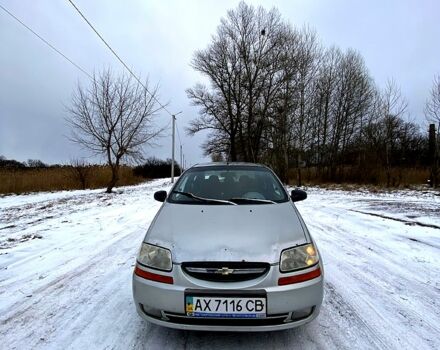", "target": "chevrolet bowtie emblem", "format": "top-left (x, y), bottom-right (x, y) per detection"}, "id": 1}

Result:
top-left (216, 267), bottom-right (234, 275)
